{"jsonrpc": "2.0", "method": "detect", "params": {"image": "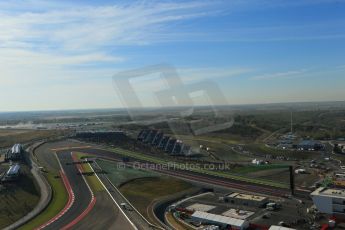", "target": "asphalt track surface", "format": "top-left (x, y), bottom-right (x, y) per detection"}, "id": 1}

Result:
top-left (34, 142), bottom-right (136, 230)
top-left (42, 151), bottom-right (92, 230)
top-left (90, 162), bottom-right (155, 230)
